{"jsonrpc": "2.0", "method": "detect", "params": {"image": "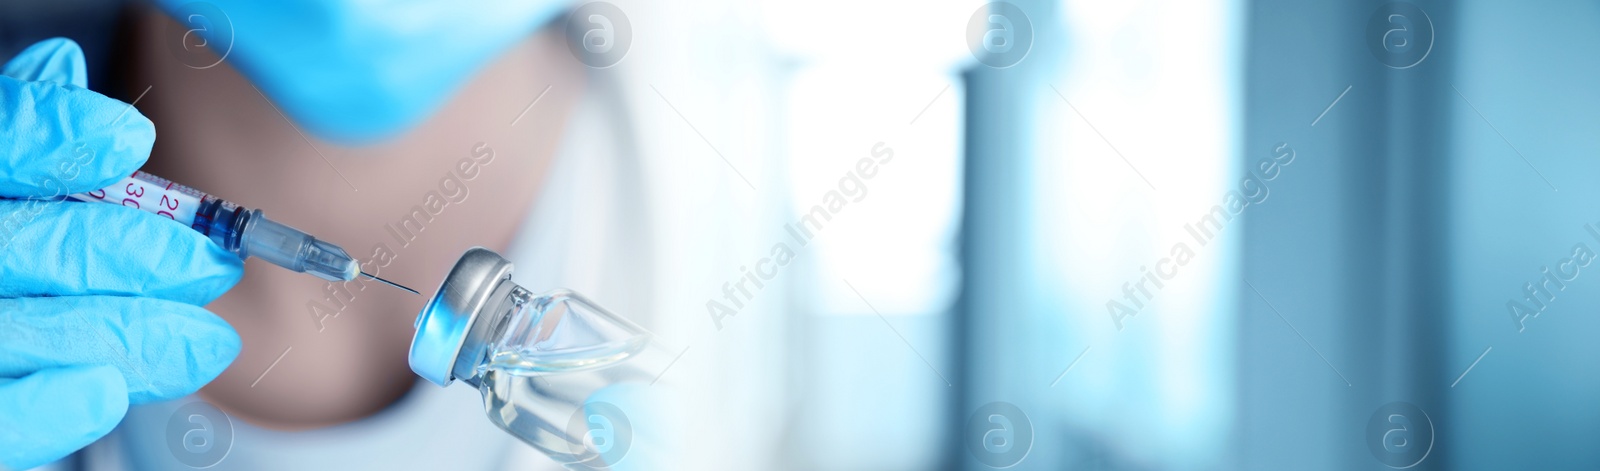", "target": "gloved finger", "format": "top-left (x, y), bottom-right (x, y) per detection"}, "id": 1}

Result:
top-left (0, 38), bottom-right (153, 198)
top-left (1, 37), bottom-right (88, 87)
top-left (0, 200), bottom-right (241, 305)
top-left (0, 364), bottom-right (129, 471)
top-left (0, 296), bottom-right (240, 405)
